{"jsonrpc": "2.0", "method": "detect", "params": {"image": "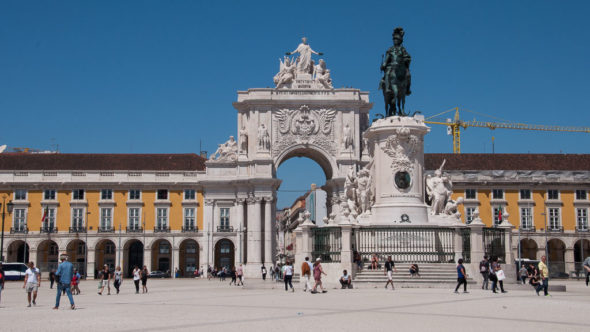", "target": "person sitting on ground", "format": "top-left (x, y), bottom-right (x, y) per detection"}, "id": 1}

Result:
top-left (339, 270), bottom-right (352, 289)
top-left (371, 253), bottom-right (379, 270)
top-left (409, 264), bottom-right (420, 277)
